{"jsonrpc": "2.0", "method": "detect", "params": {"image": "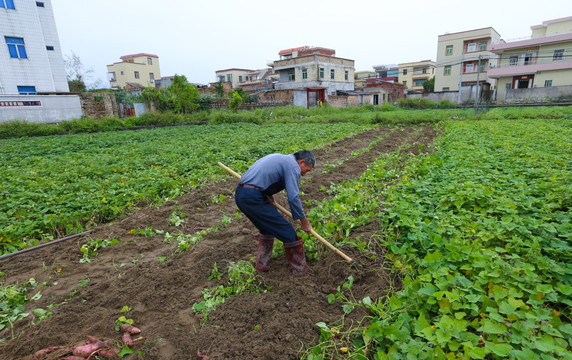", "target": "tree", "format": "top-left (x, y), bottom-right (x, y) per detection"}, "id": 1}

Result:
top-left (170, 75), bottom-right (200, 114)
top-left (423, 77), bottom-right (435, 93)
top-left (211, 82), bottom-right (225, 98)
top-left (229, 92), bottom-right (243, 112)
top-left (64, 51), bottom-right (101, 91)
